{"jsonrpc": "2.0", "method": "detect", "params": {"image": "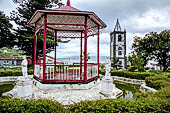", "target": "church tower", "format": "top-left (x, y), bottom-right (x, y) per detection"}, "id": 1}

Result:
top-left (110, 19), bottom-right (126, 69)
